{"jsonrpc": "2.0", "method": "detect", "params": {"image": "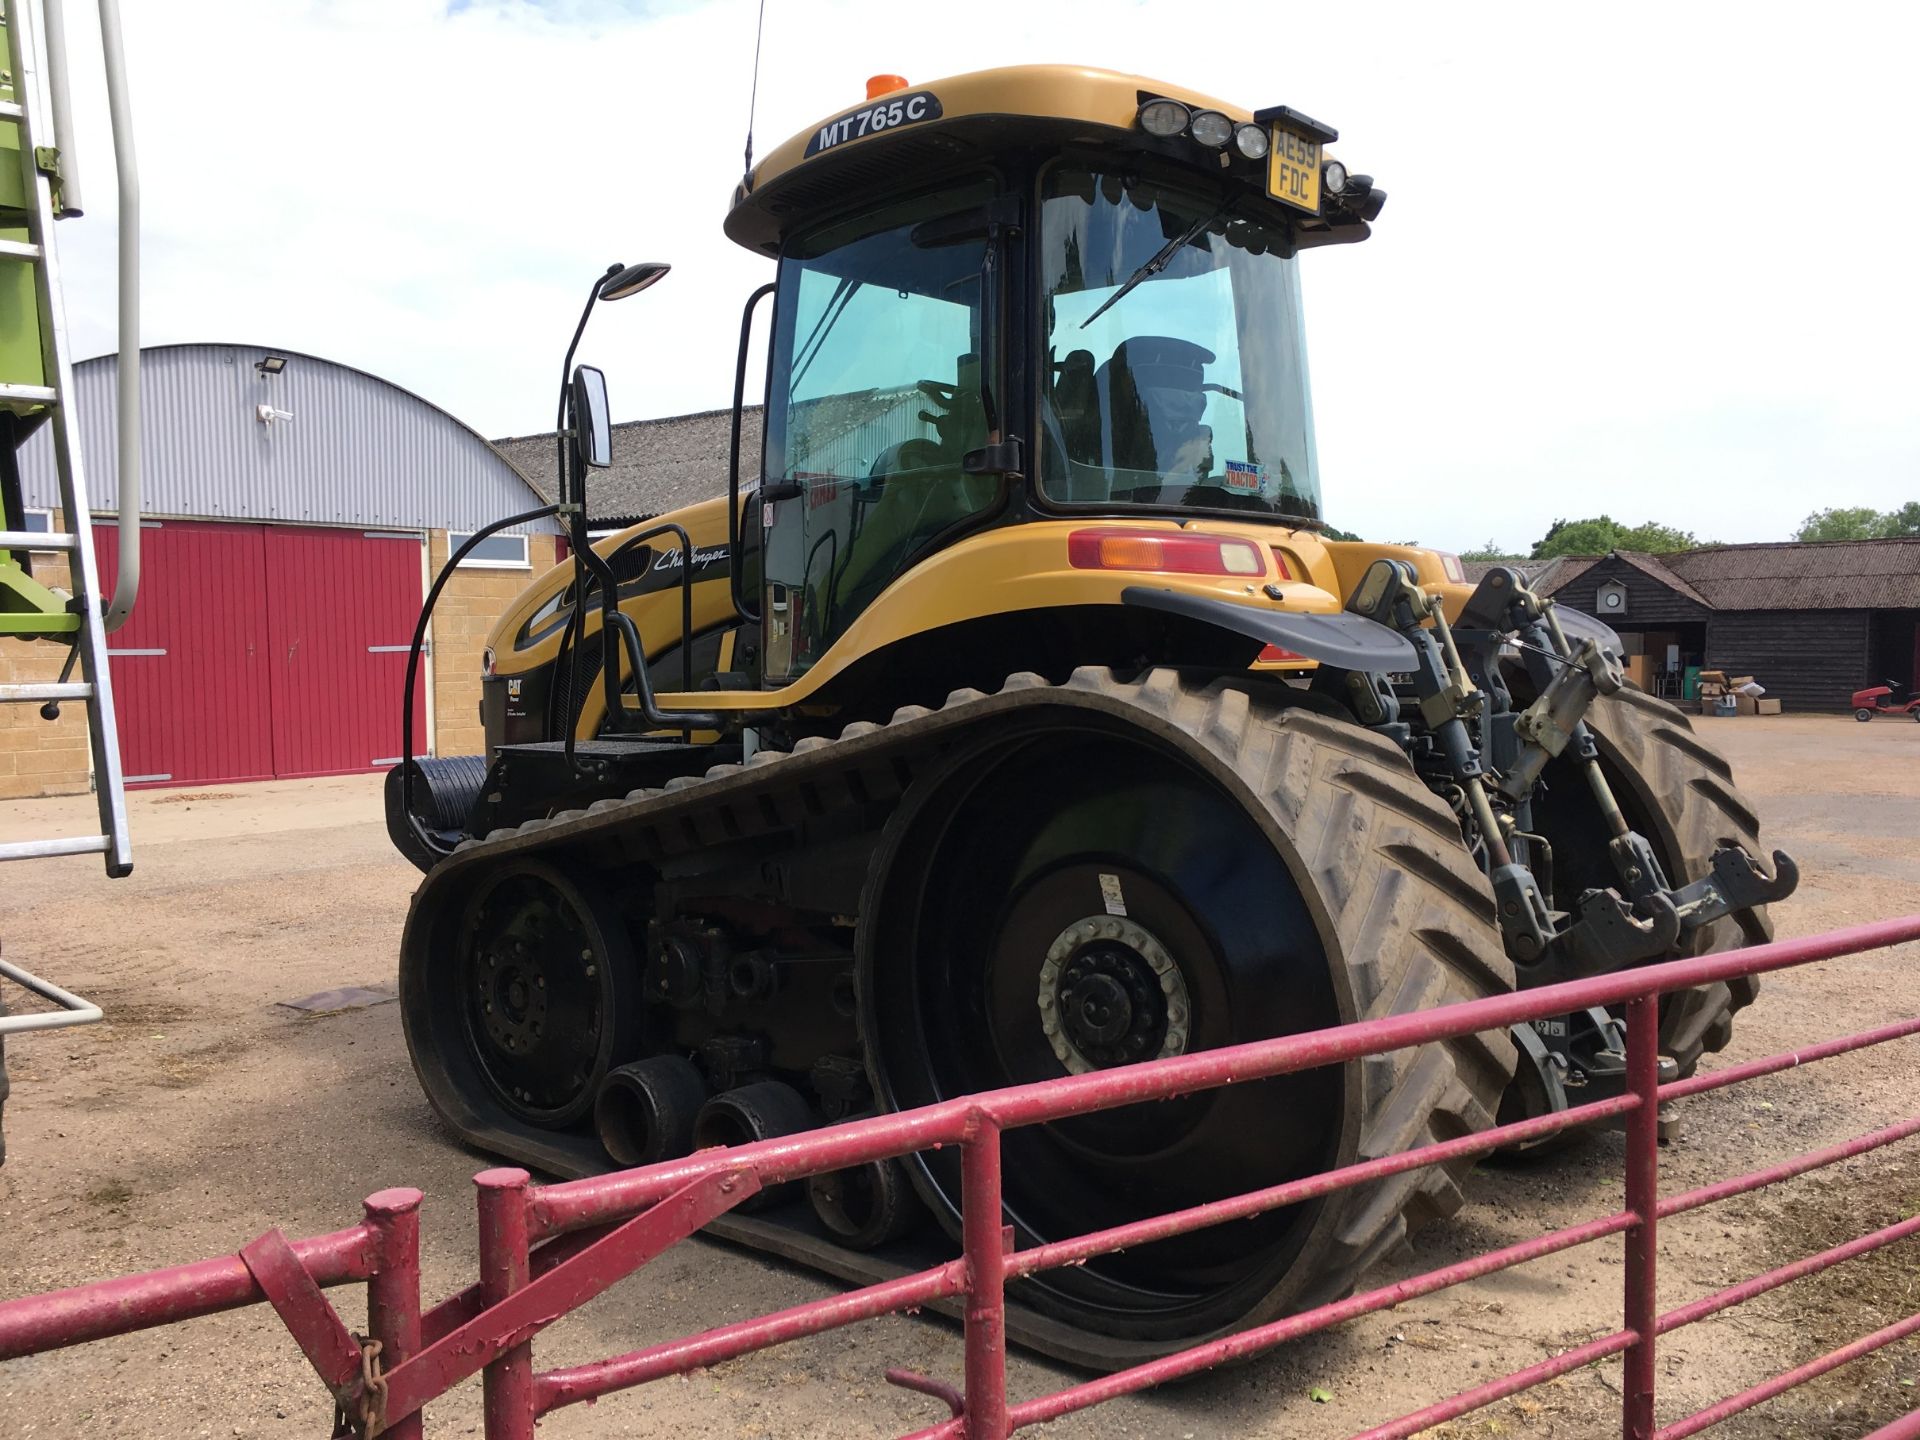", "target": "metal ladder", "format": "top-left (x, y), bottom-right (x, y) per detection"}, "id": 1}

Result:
top-left (0, 0), bottom-right (139, 1040)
